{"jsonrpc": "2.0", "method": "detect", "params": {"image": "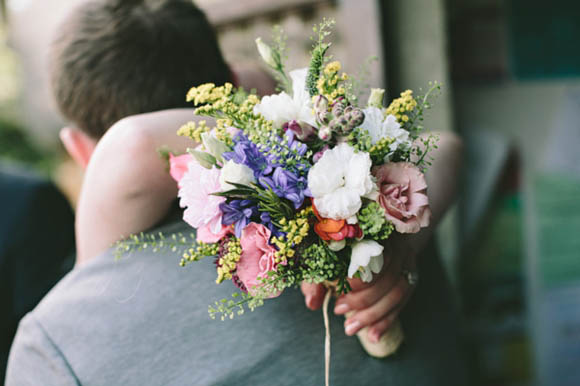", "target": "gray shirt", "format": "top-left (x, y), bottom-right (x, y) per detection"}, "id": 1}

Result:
top-left (6, 220), bottom-right (468, 385)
